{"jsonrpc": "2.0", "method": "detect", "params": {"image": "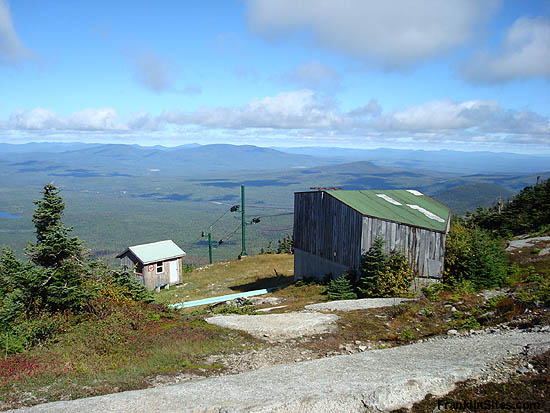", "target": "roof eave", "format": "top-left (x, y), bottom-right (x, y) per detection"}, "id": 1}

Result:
top-left (140, 253), bottom-right (186, 265)
top-left (115, 249), bottom-right (131, 259)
